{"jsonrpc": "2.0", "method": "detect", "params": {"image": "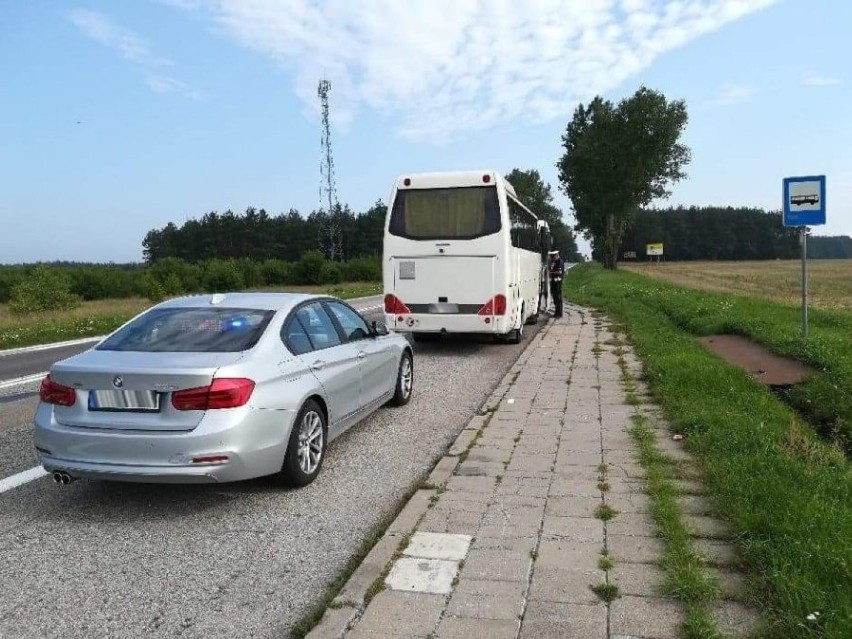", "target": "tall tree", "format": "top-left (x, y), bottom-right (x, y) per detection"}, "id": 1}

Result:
top-left (505, 169), bottom-right (582, 261)
top-left (557, 87), bottom-right (691, 268)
